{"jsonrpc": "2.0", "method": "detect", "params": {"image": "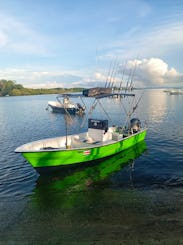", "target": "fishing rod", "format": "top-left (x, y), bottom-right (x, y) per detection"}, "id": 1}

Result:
top-left (121, 90), bottom-right (144, 131)
top-left (110, 60), bottom-right (120, 90)
top-left (125, 67), bottom-right (133, 93)
top-left (119, 94), bottom-right (136, 121)
top-left (119, 60), bottom-right (127, 91)
top-left (108, 58), bottom-right (118, 88)
top-left (128, 57), bottom-right (139, 91)
top-left (130, 90), bottom-right (144, 116)
top-left (105, 60), bottom-right (113, 88)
